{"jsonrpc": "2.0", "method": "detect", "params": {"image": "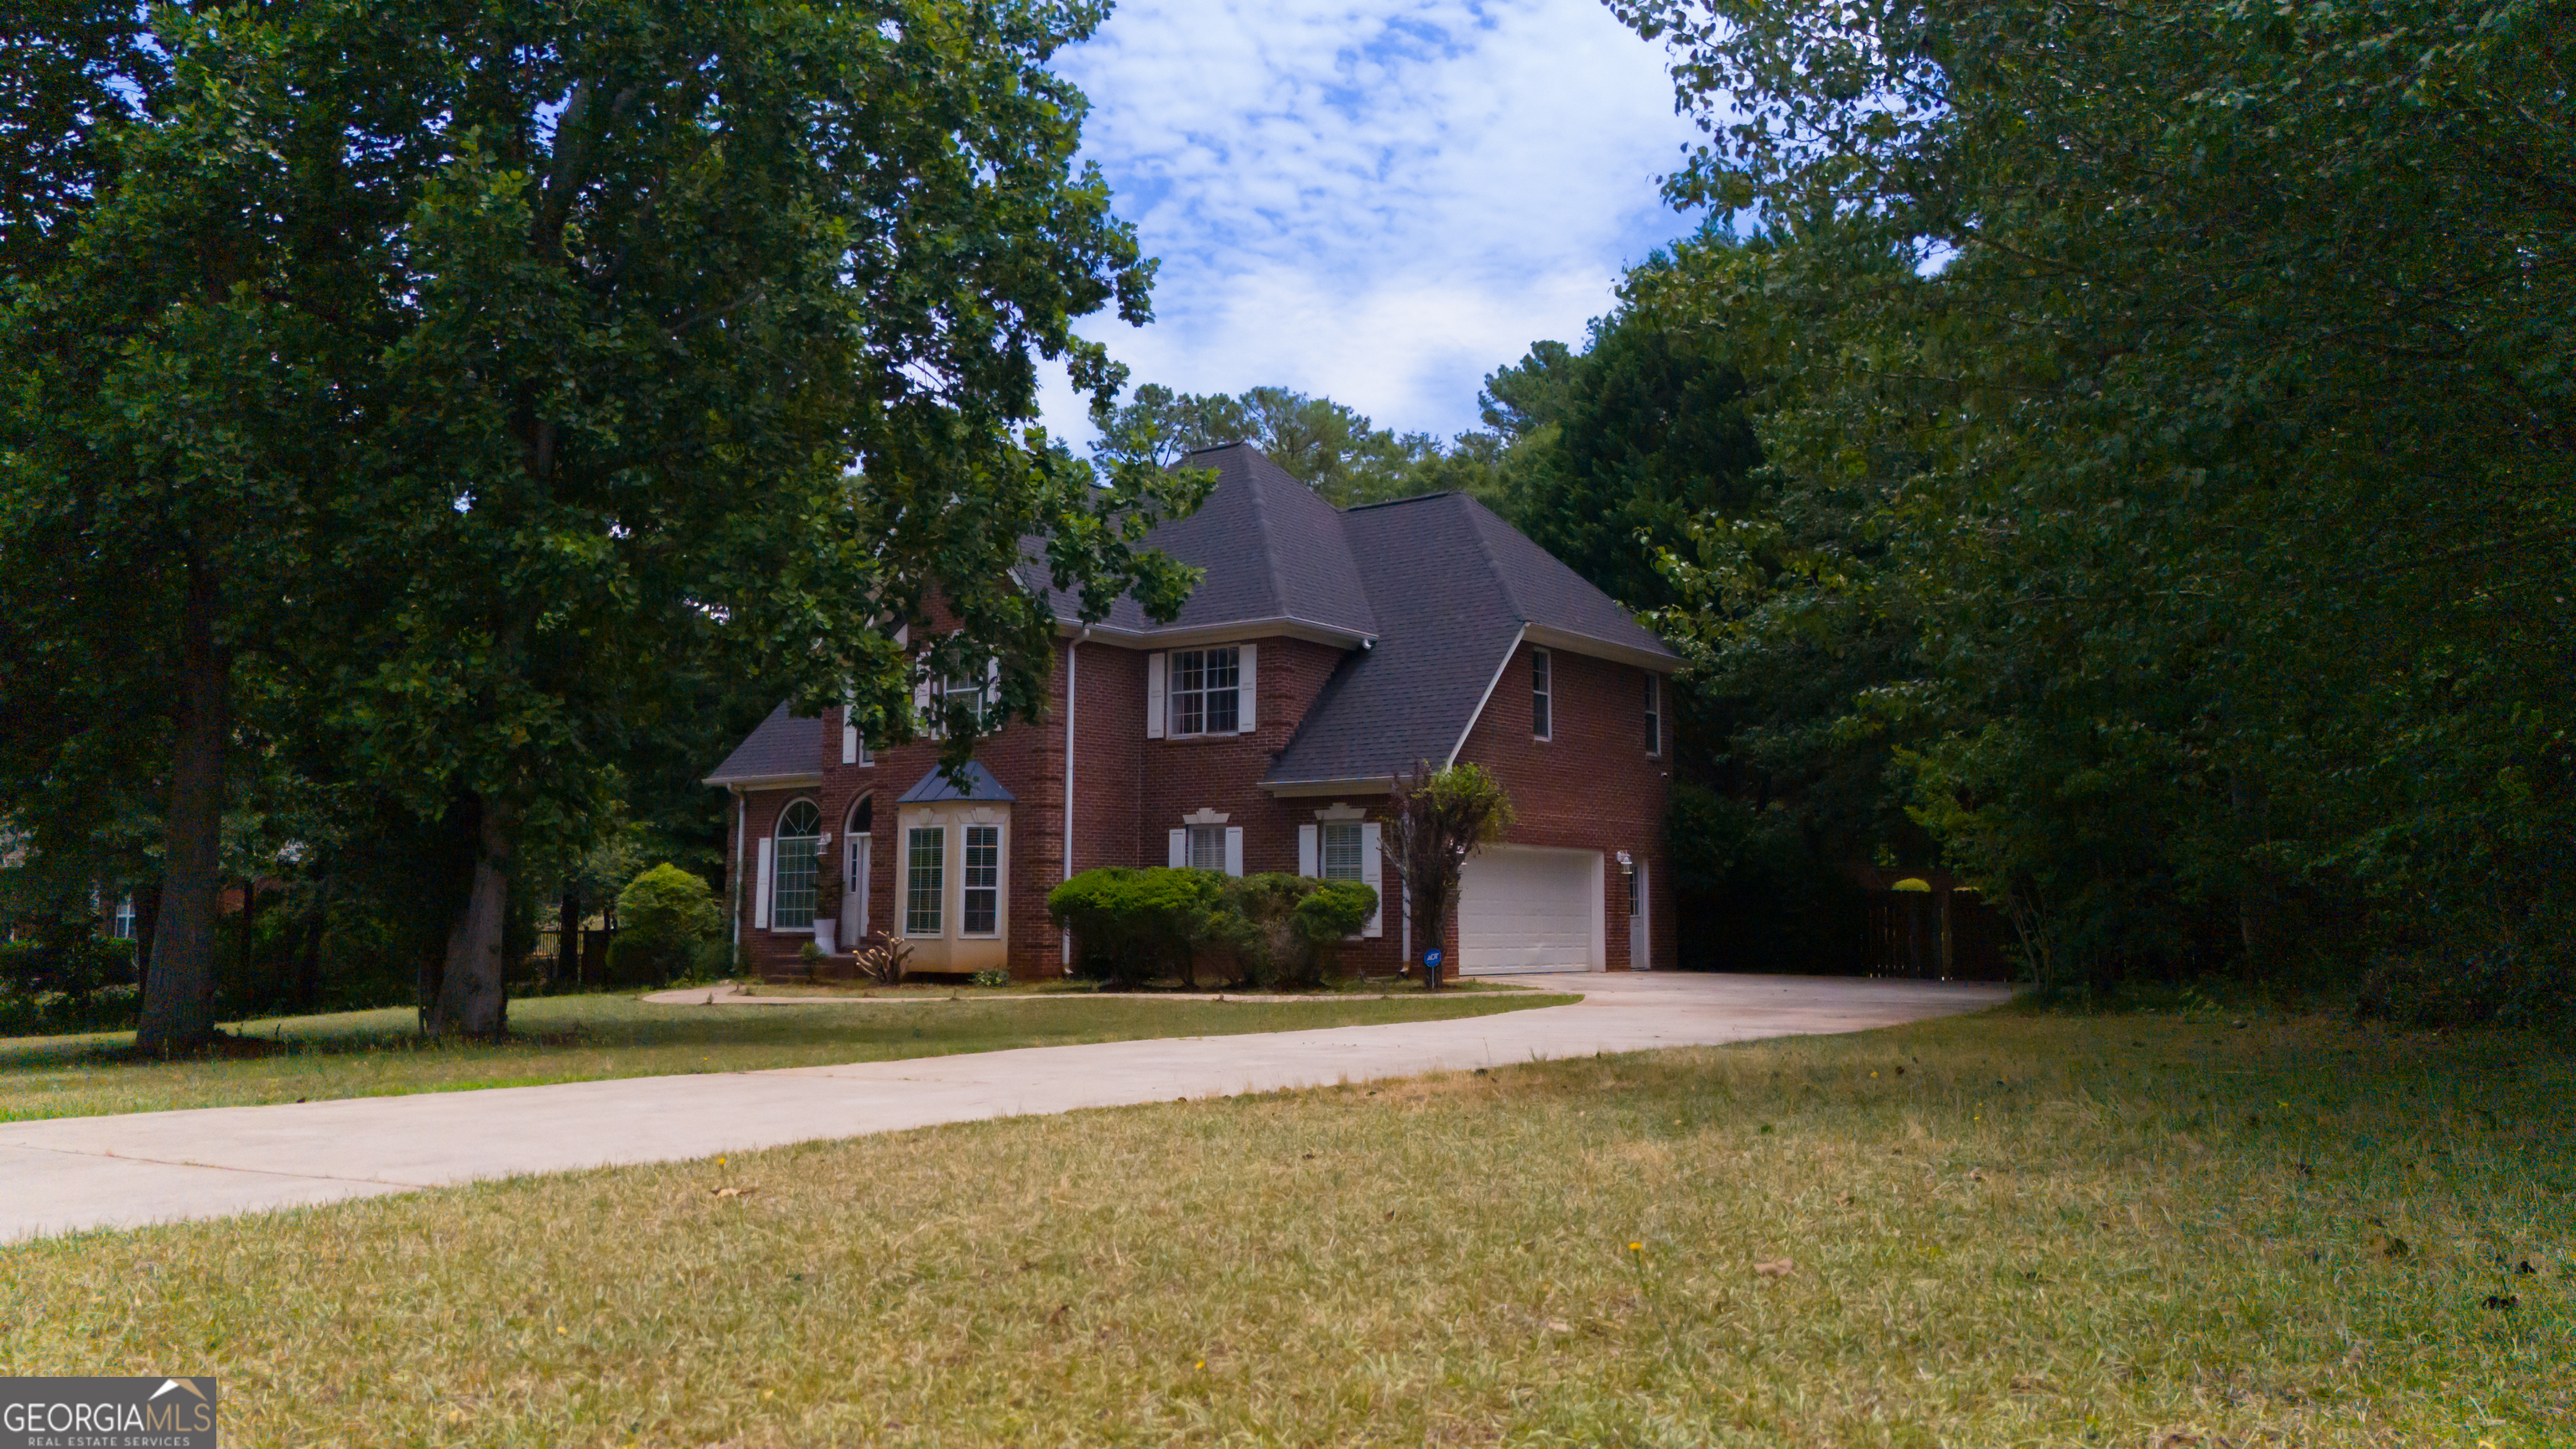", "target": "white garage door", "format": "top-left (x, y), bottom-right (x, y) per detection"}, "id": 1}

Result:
top-left (1458, 846), bottom-right (1601, 974)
